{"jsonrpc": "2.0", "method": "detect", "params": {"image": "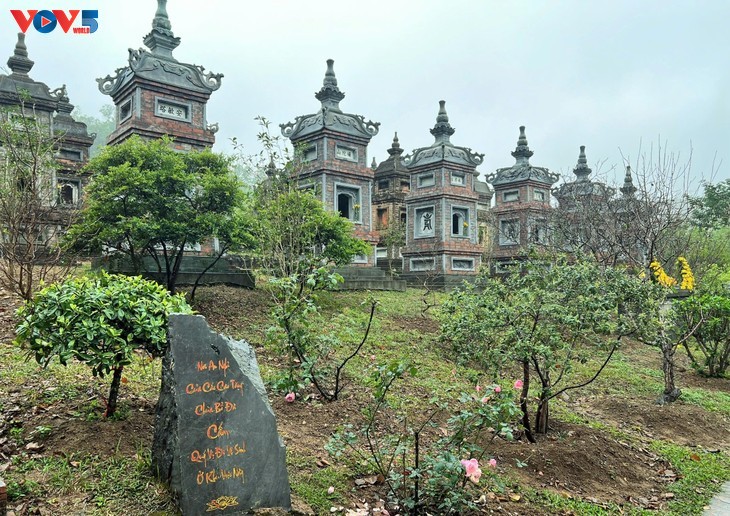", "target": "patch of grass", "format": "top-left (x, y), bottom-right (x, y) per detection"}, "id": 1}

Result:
top-left (121, 354), bottom-right (164, 399)
top-left (652, 441), bottom-right (730, 515)
top-left (6, 477), bottom-right (41, 501)
top-left (680, 388), bottom-right (730, 414)
top-left (31, 425), bottom-right (53, 440)
top-left (40, 383), bottom-right (83, 404)
top-left (4, 453), bottom-right (175, 515)
top-left (561, 349), bottom-right (730, 414)
top-left (288, 452), bottom-right (350, 513)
